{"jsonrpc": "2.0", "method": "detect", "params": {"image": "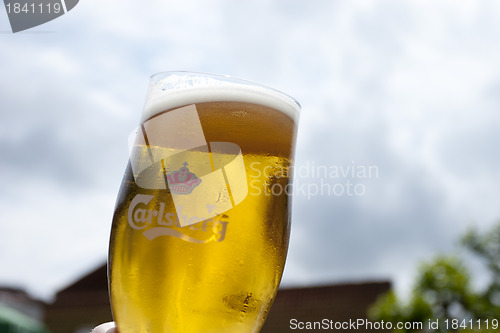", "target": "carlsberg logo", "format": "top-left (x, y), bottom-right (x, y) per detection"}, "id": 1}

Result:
top-left (126, 104), bottom-right (249, 242)
top-left (128, 194), bottom-right (228, 243)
